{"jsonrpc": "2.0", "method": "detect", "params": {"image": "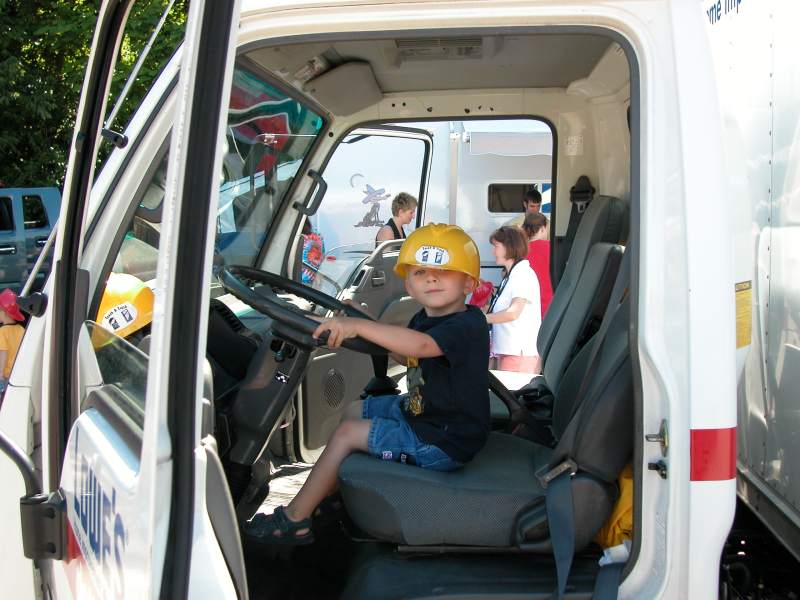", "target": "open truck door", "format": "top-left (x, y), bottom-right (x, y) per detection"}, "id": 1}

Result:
top-left (0, 1), bottom-right (243, 598)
